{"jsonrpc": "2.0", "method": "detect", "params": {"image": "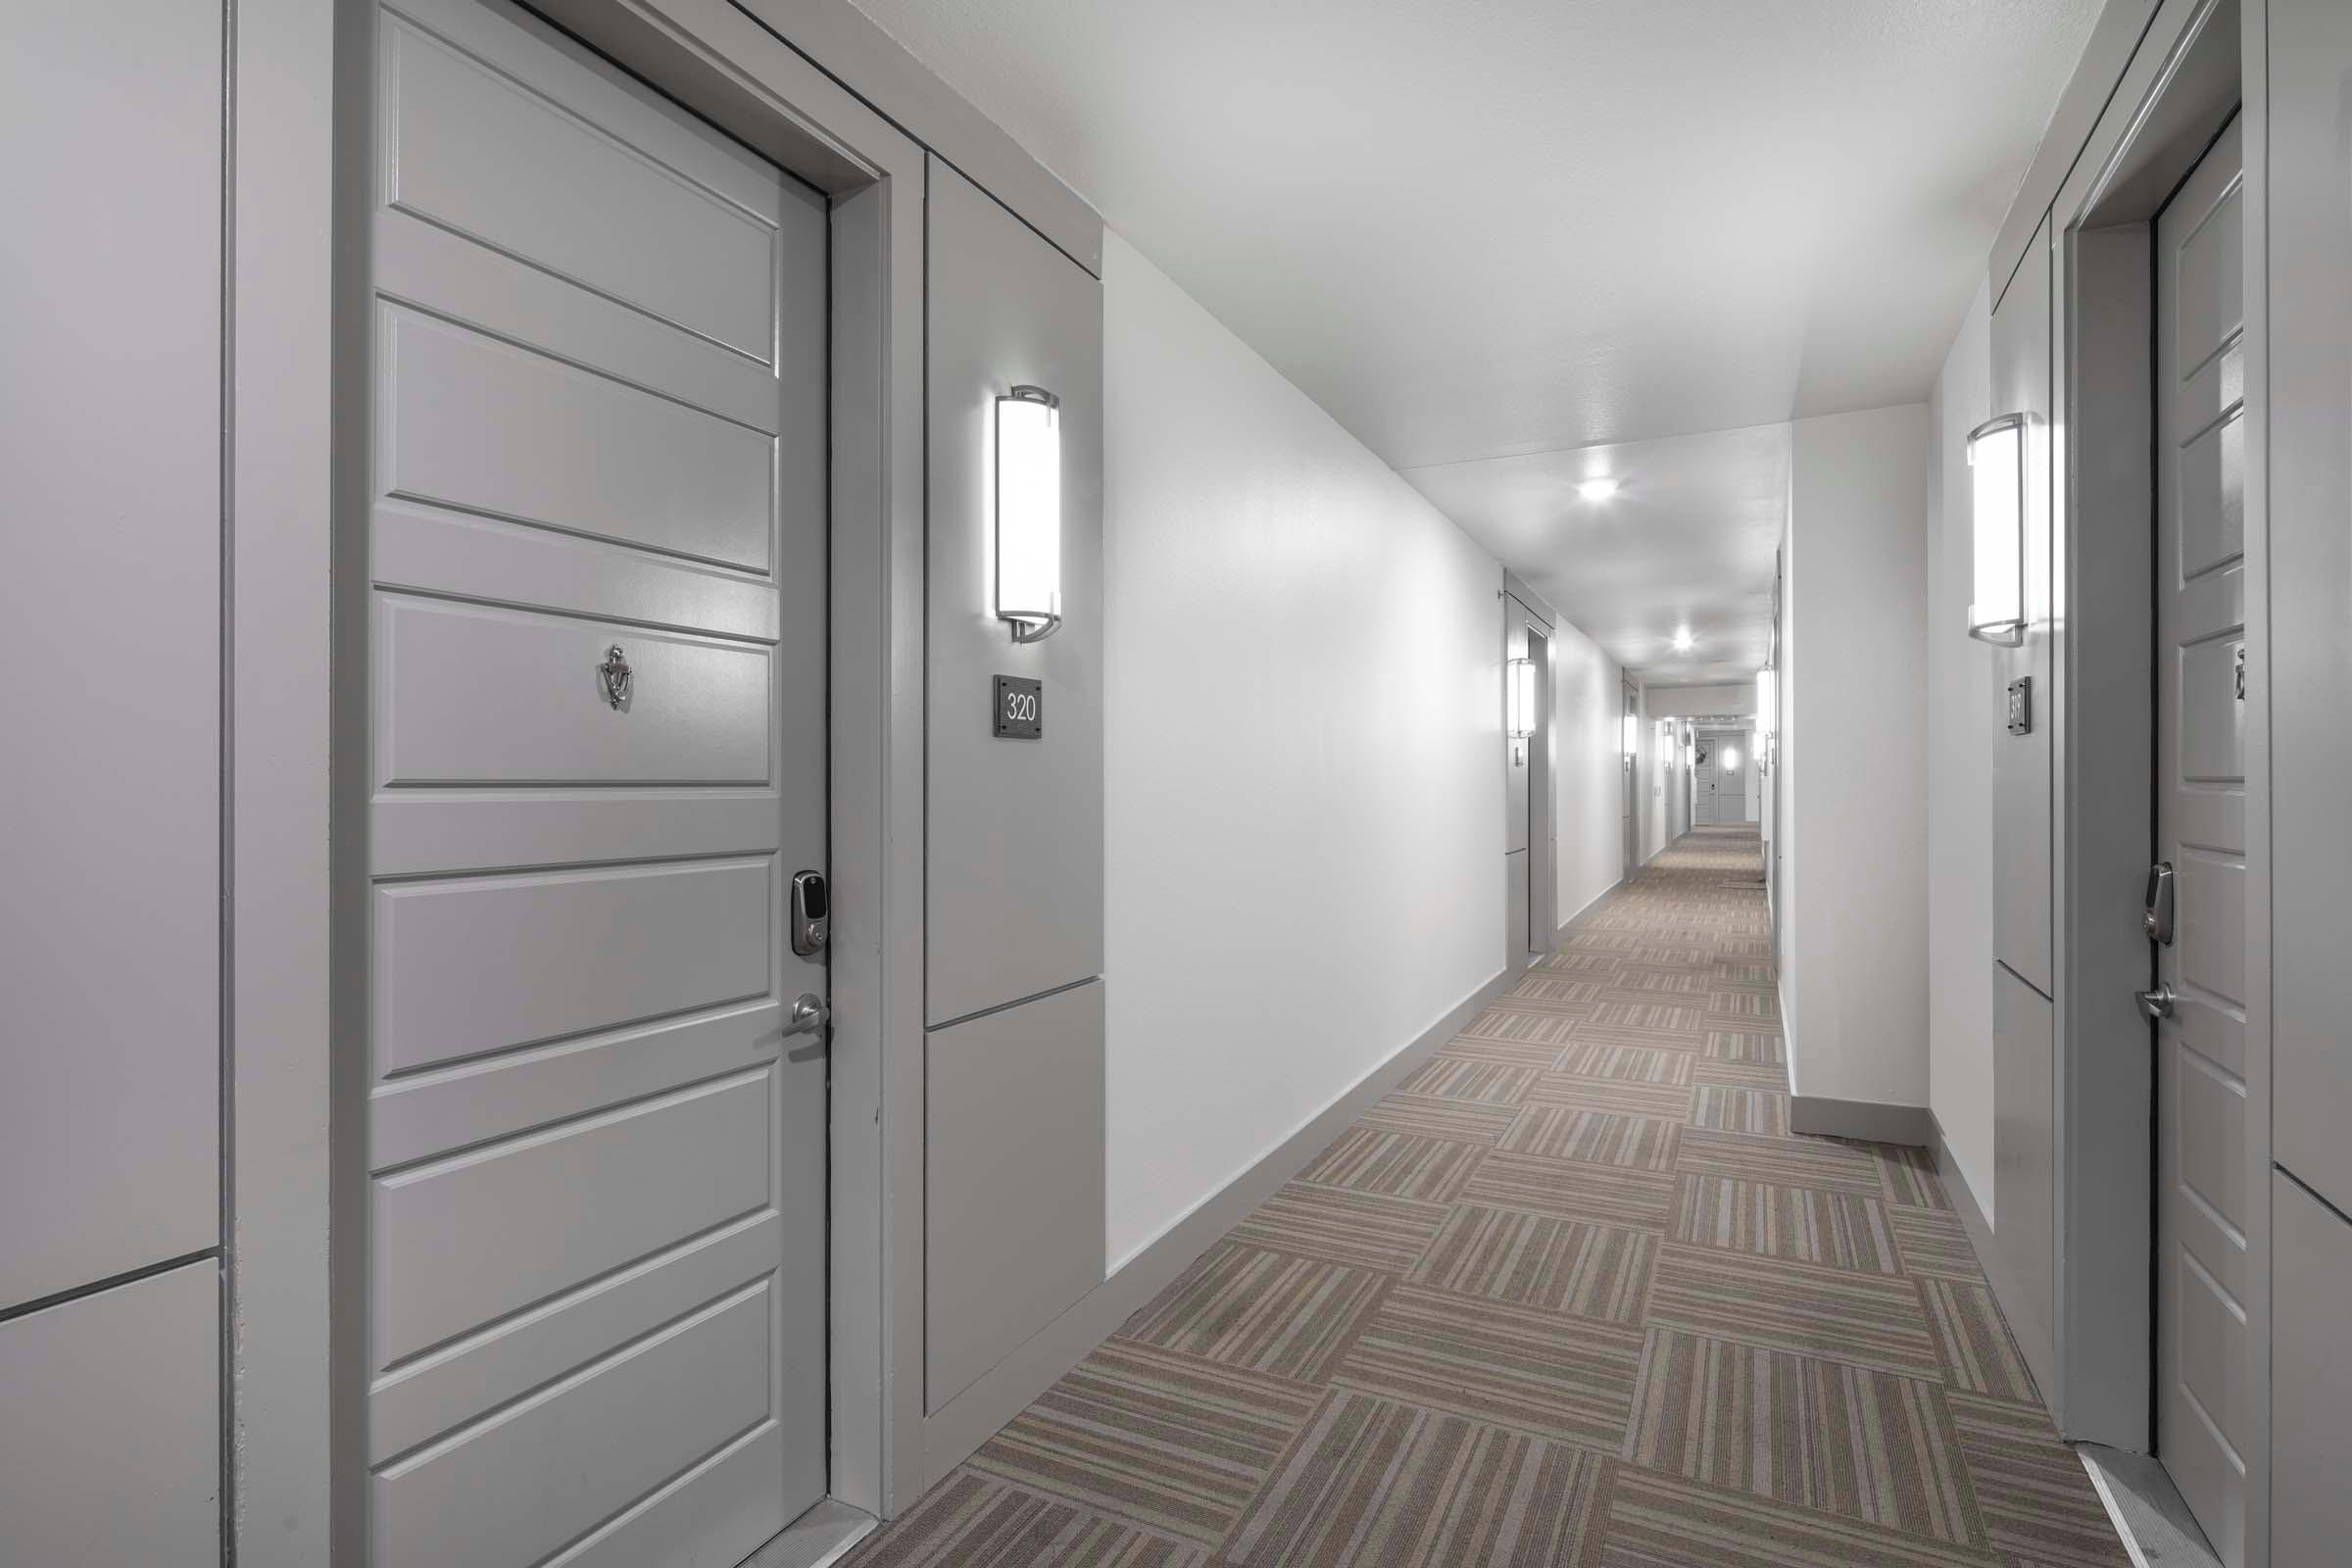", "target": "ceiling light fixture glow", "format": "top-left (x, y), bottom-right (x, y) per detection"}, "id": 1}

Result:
top-left (1577, 477), bottom-right (1620, 502)
top-left (1671, 627), bottom-right (1694, 653)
